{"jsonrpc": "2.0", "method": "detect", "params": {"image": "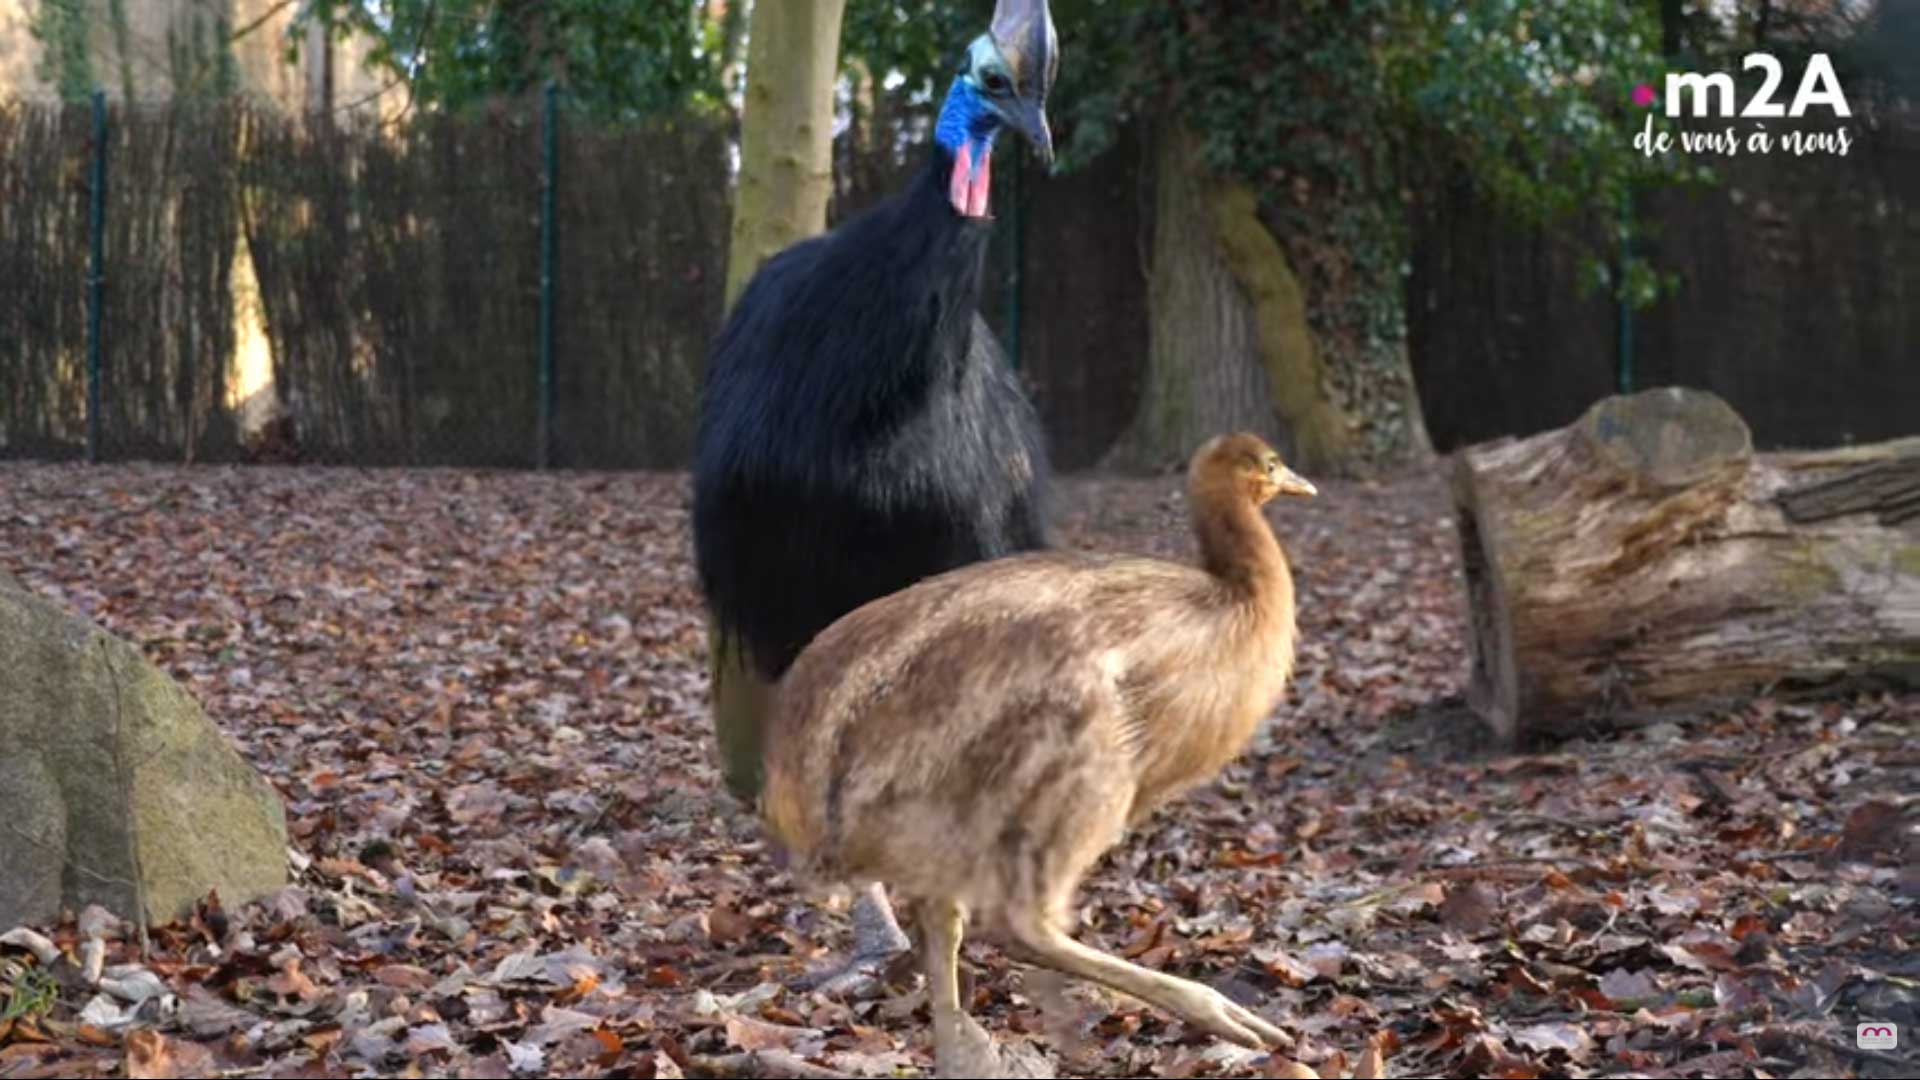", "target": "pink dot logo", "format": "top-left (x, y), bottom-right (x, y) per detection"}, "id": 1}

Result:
top-left (1632, 83), bottom-right (1658, 108)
